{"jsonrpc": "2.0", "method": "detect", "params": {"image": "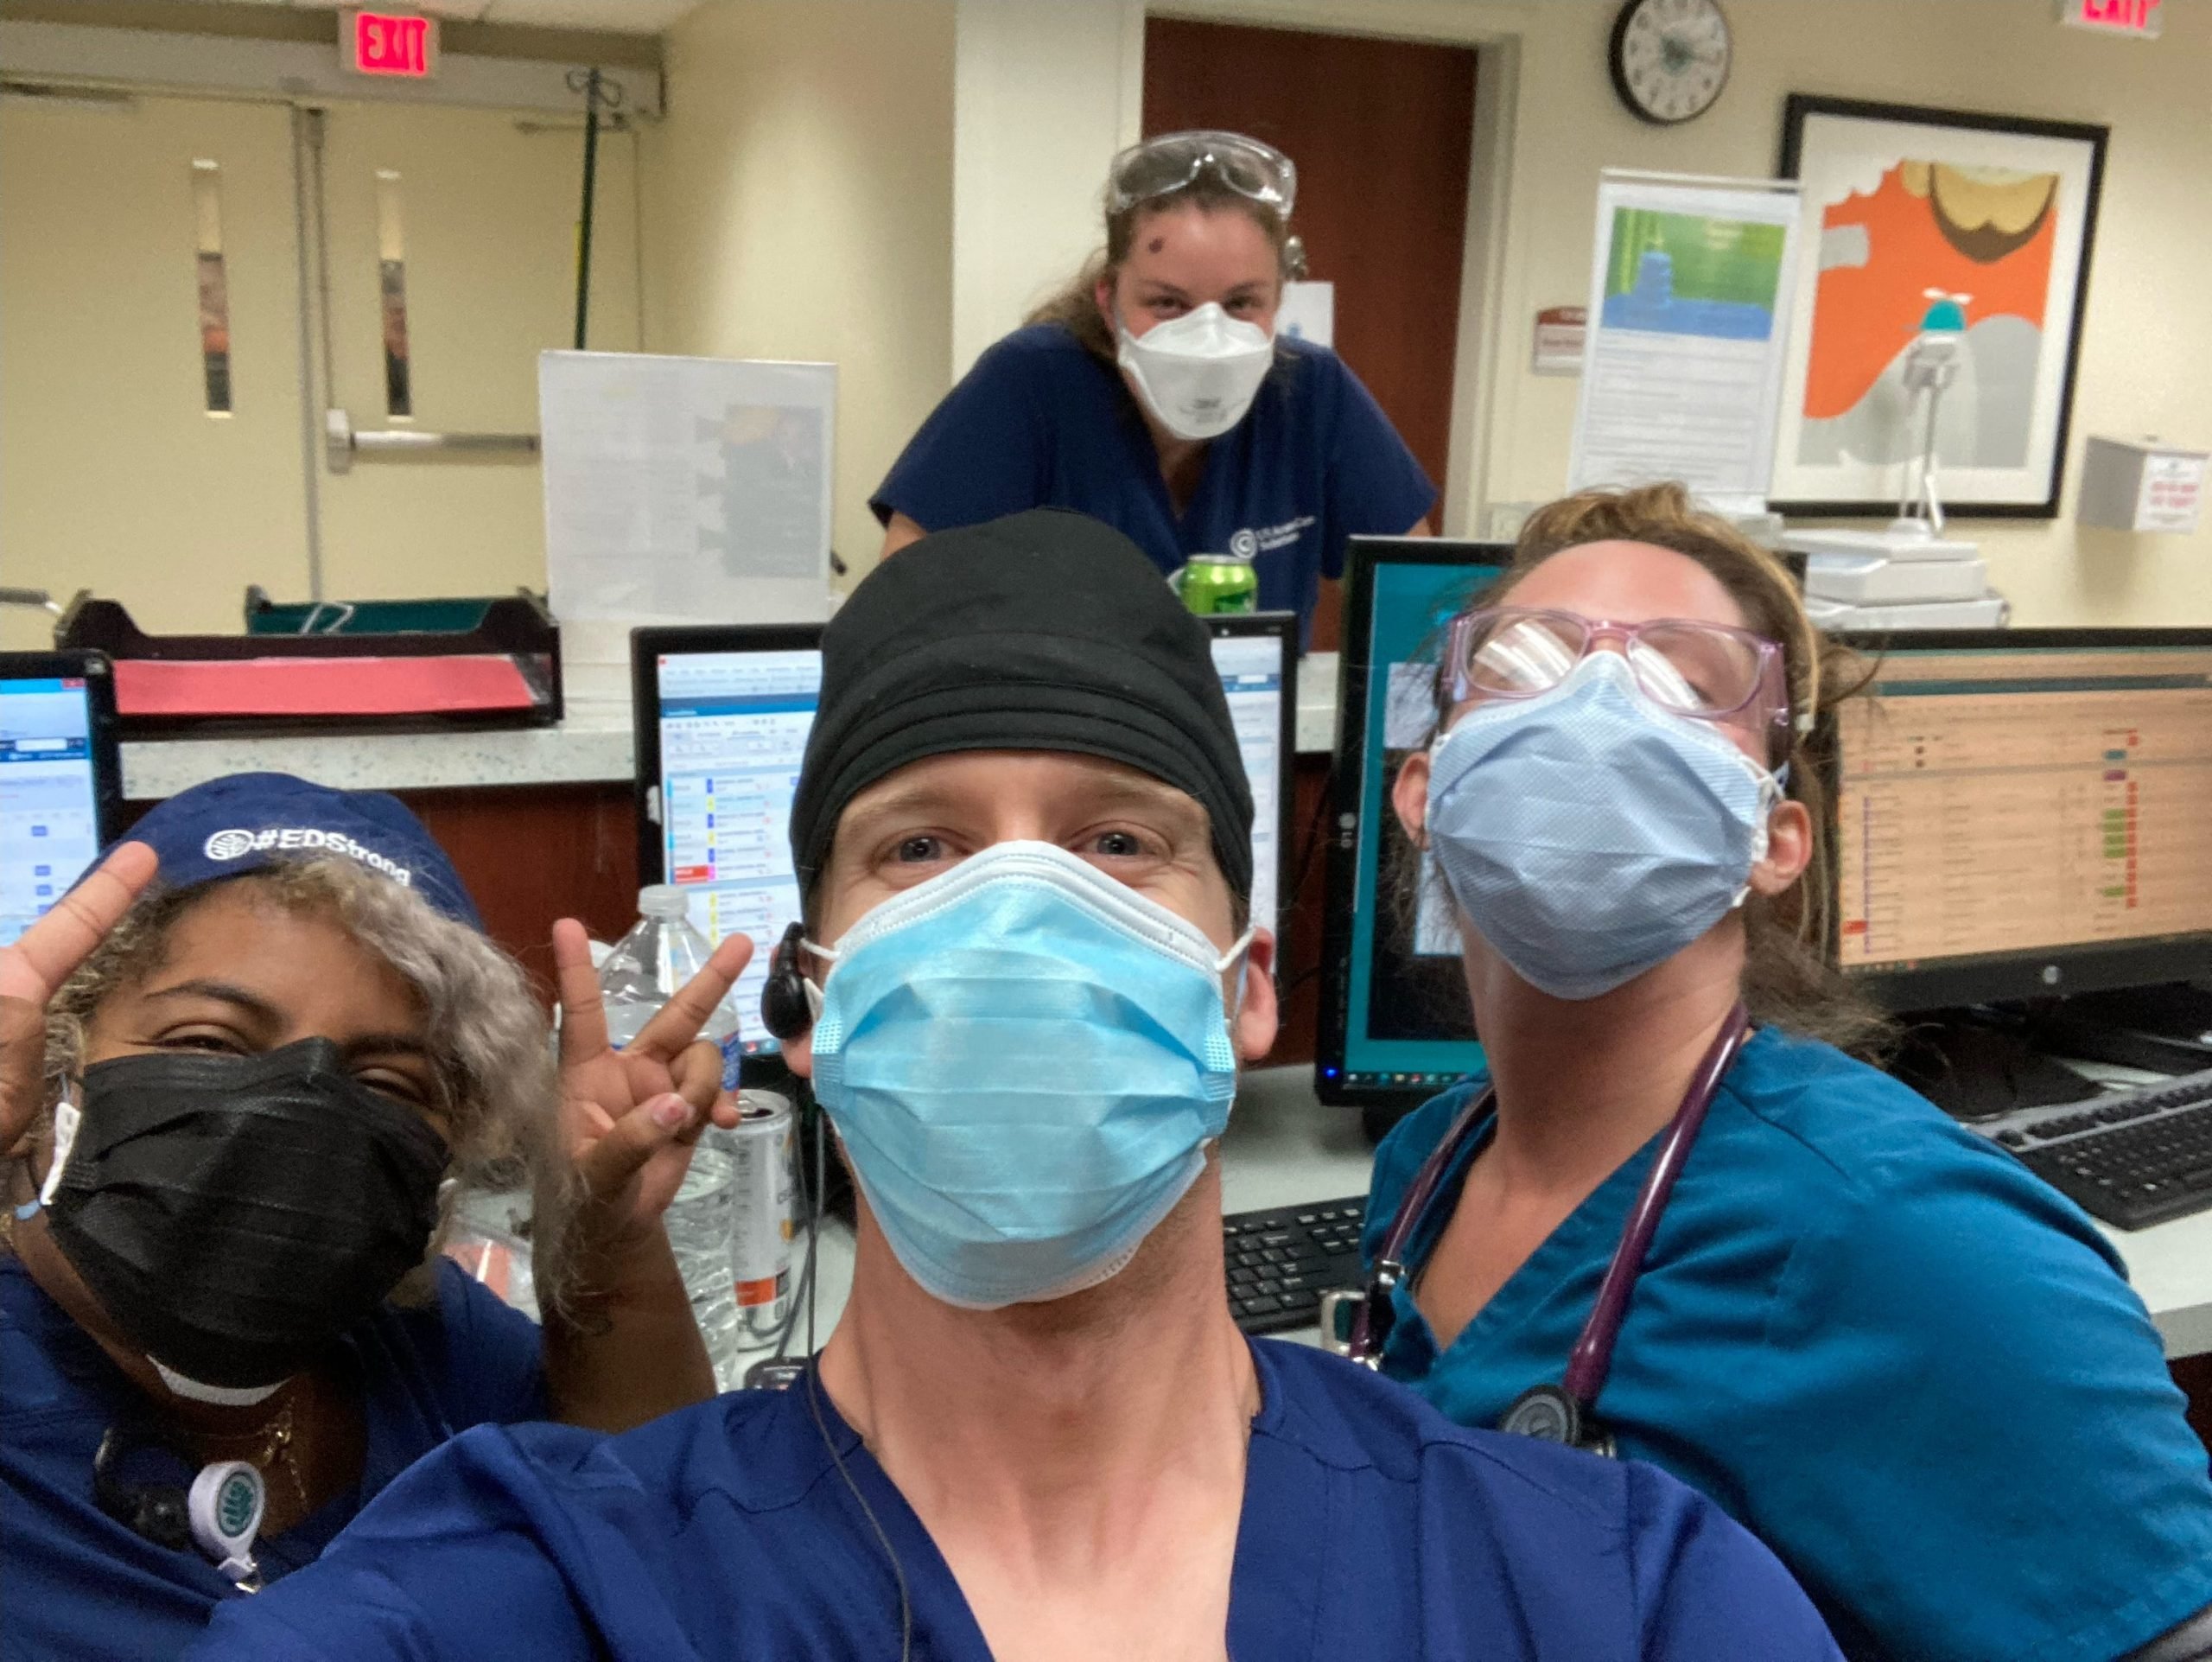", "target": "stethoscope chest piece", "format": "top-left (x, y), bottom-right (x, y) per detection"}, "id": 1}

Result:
top-left (1500, 1381), bottom-right (1617, 1459)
